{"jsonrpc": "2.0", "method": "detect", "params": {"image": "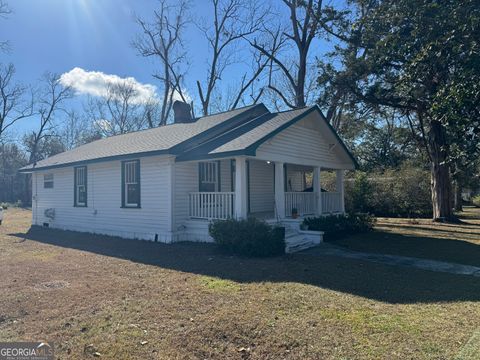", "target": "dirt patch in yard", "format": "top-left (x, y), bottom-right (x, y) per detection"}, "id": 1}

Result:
top-left (0, 208), bottom-right (480, 359)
